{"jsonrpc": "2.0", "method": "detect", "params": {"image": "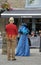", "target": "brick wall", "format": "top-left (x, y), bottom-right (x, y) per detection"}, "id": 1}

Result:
top-left (8, 0), bottom-right (25, 8)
